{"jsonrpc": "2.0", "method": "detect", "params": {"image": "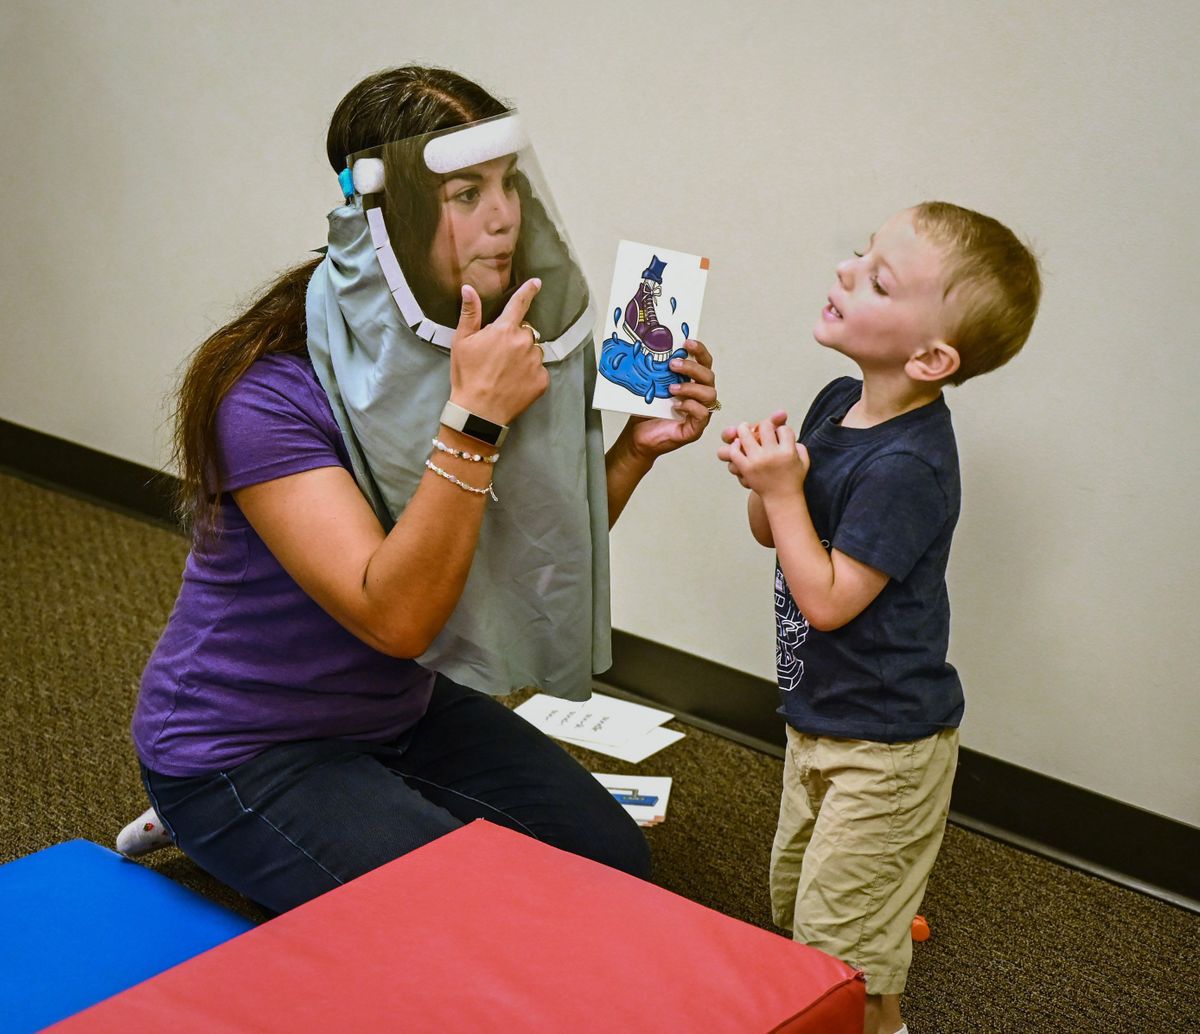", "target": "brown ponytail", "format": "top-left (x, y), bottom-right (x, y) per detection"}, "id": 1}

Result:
top-left (171, 257), bottom-right (320, 545)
